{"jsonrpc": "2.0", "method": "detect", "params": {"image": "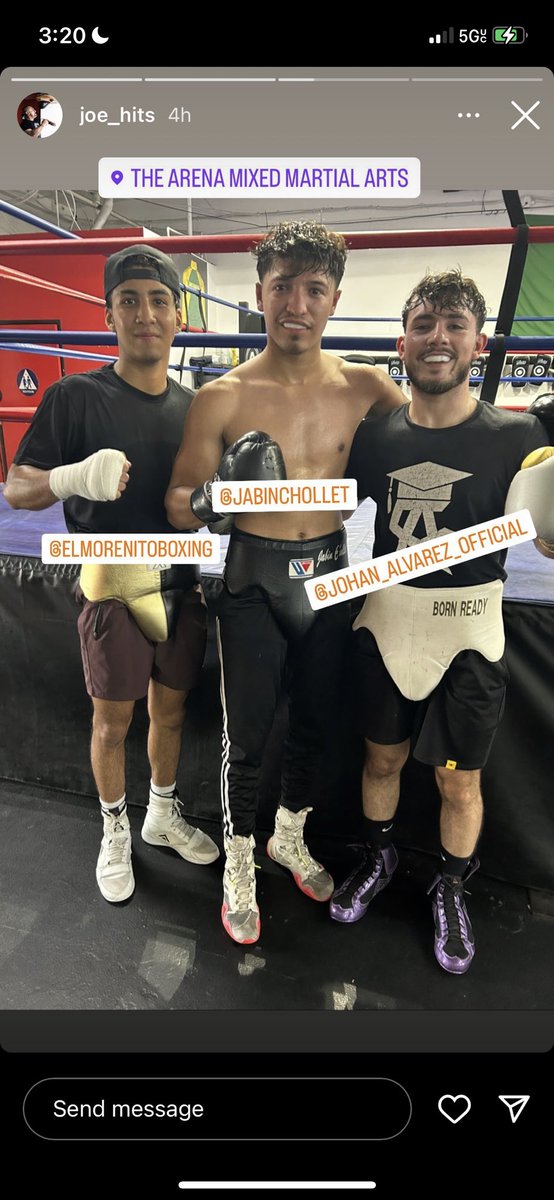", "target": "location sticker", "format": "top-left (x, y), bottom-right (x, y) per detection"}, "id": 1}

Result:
top-left (111, 170), bottom-right (123, 185)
